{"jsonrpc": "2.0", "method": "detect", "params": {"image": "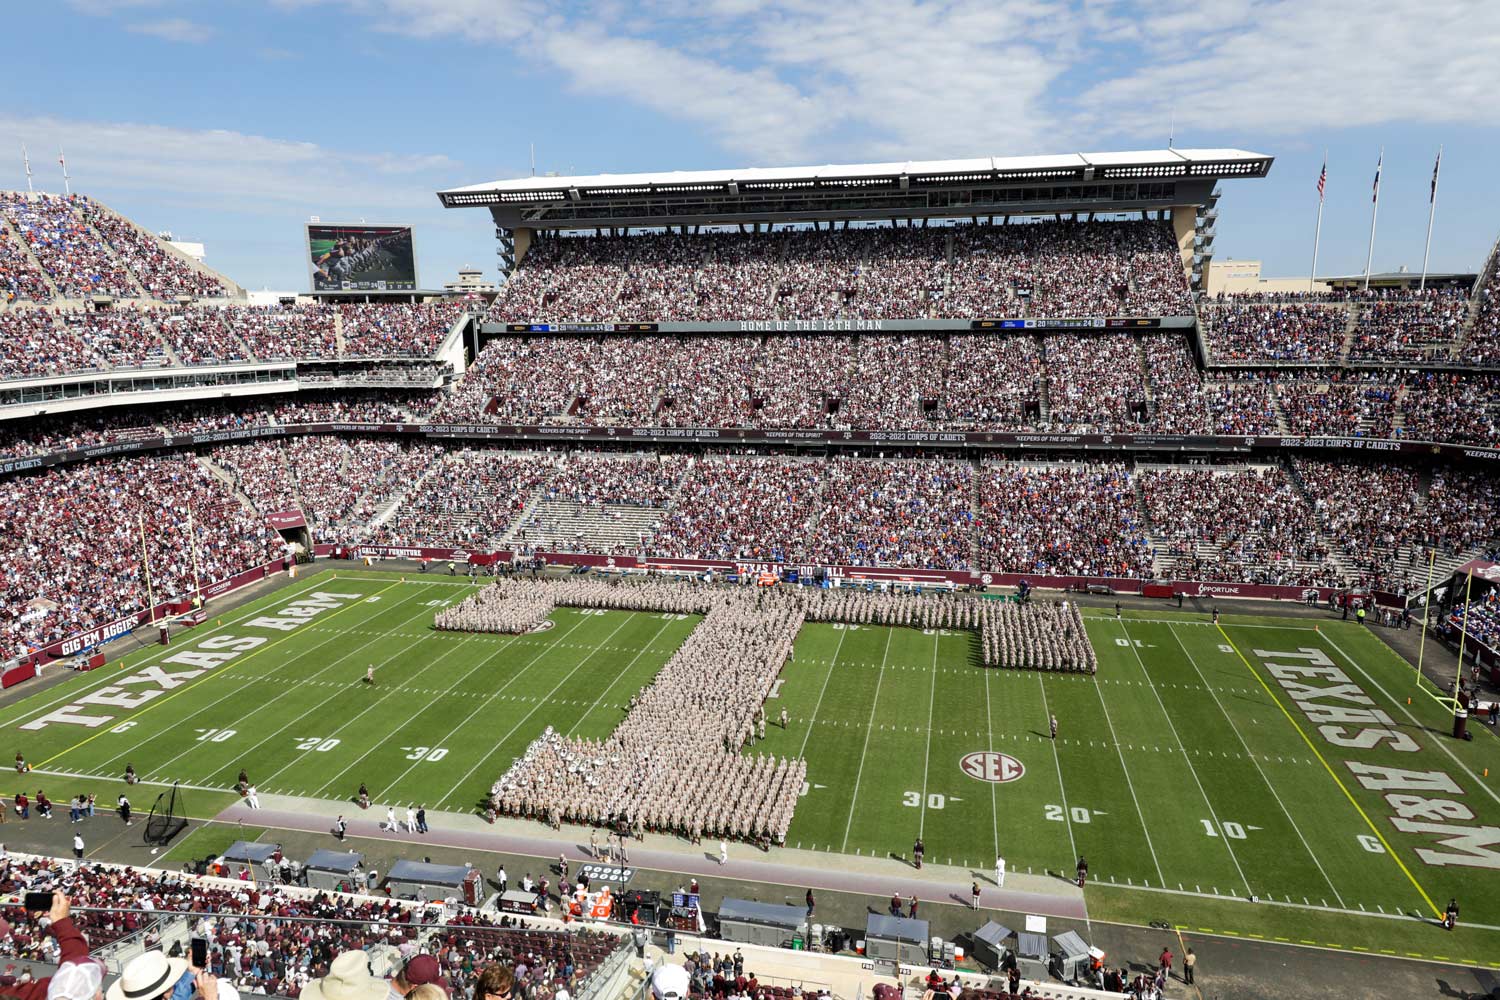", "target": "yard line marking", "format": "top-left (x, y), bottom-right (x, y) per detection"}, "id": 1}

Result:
top-left (1166, 623), bottom-right (1344, 907)
top-left (1216, 623), bottom-right (1442, 920)
top-left (983, 670), bottom-right (999, 863)
top-left (36, 579), bottom-right (406, 770)
top-left (841, 629), bottom-right (893, 853)
top-left (1316, 630), bottom-right (1500, 809)
top-left (1117, 620), bottom-right (1252, 896)
top-left (0, 572), bottom-right (338, 732)
top-left (30, 766), bottom-right (227, 795)
top-left (917, 631), bottom-right (939, 838)
top-left (309, 620), bottom-right (540, 803)
top-left (247, 591), bottom-right (487, 790)
top-left (435, 612), bottom-right (640, 807)
top-left (1036, 675), bottom-right (1079, 872)
top-left (563, 618), bottom-right (680, 738)
top-left (1074, 653), bottom-right (1166, 889)
top-left (96, 582), bottom-right (451, 776)
top-left (321, 617), bottom-right (546, 800)
top-left (796, 629), bottom-right (847, 760)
